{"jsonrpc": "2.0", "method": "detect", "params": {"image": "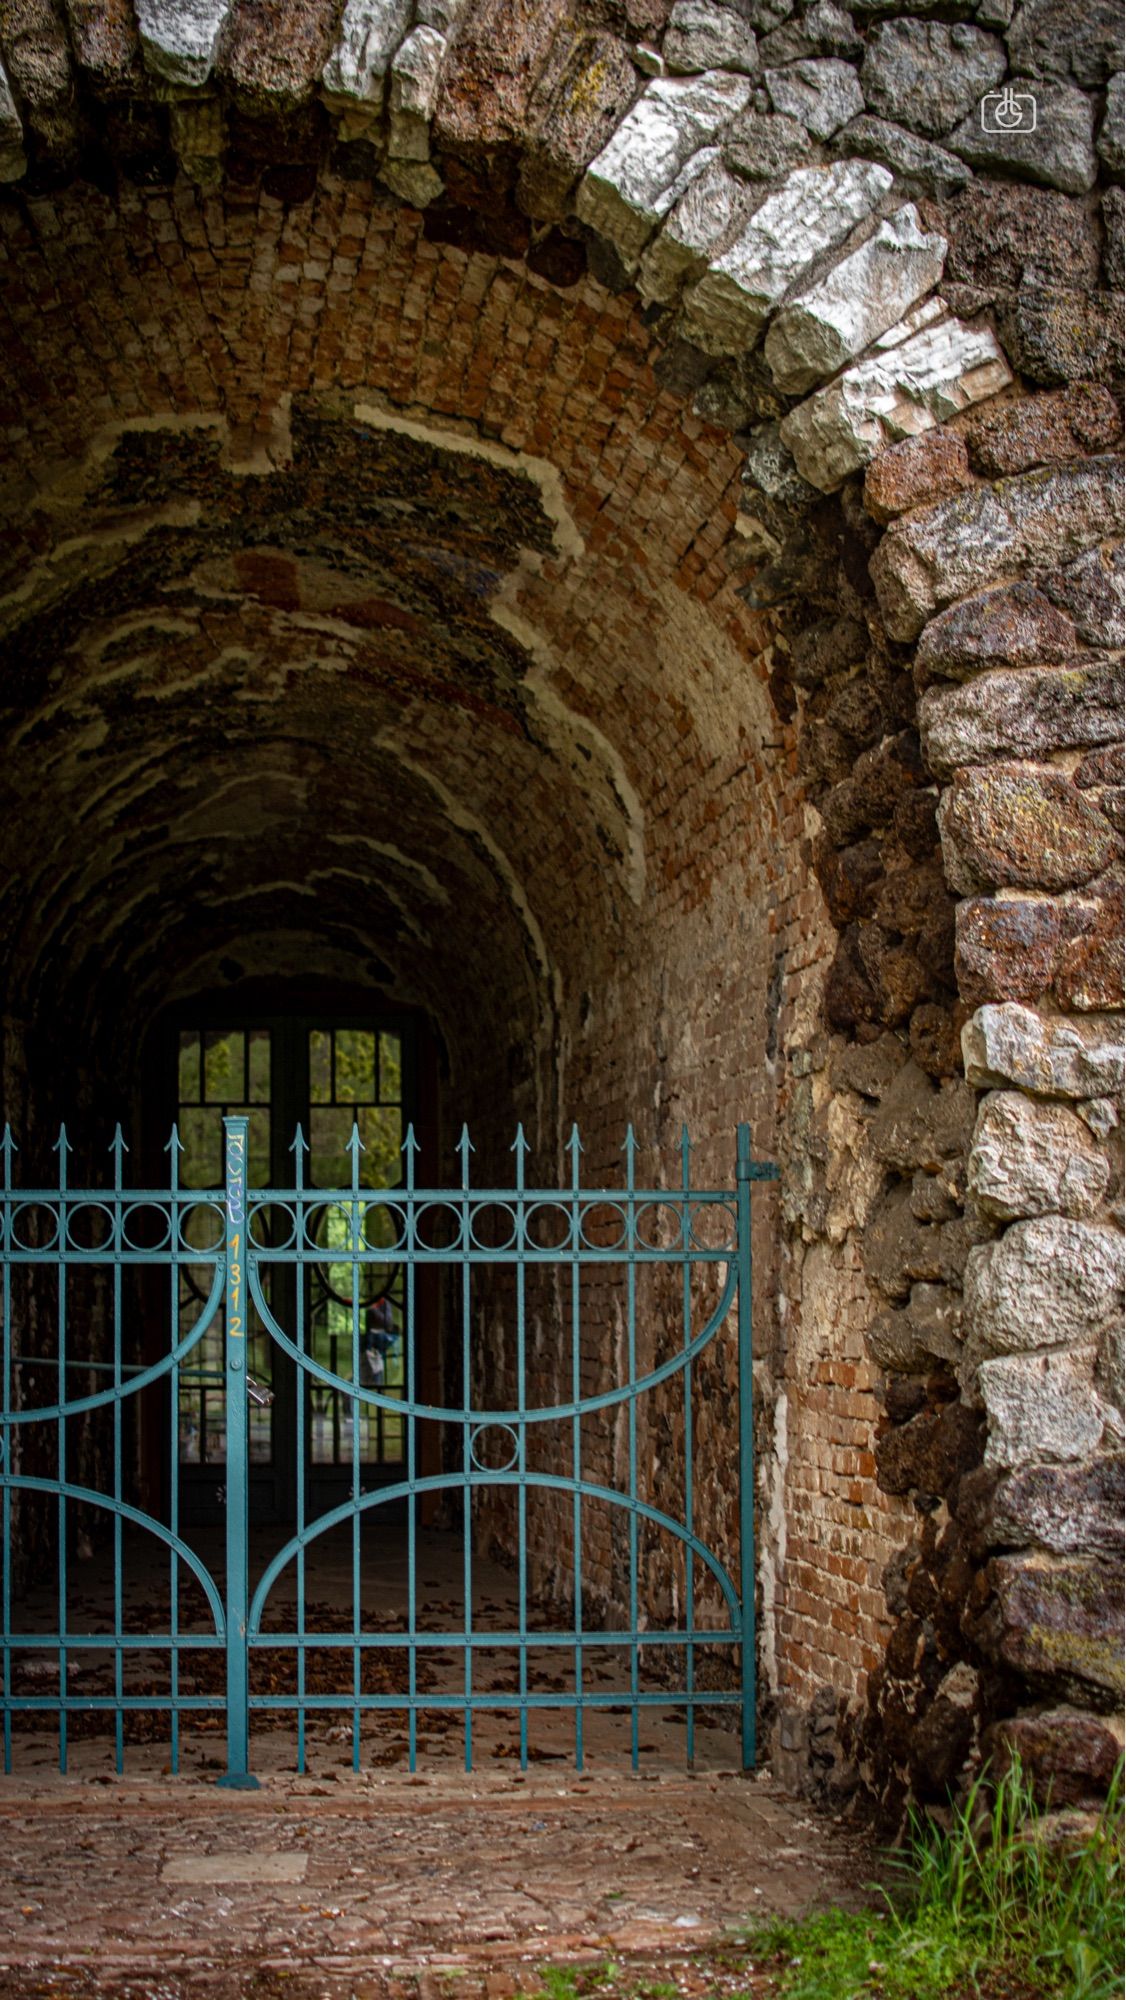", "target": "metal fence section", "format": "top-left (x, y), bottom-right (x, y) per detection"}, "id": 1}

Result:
top-left (0, 1117), bottom-right (776, 1784)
